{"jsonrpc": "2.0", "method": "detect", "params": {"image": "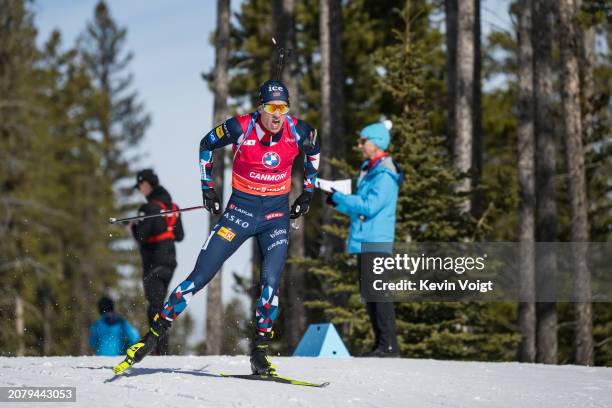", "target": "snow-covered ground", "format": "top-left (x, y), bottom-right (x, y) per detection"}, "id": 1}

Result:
top-left (0, 356), bottom-right (611, 407)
